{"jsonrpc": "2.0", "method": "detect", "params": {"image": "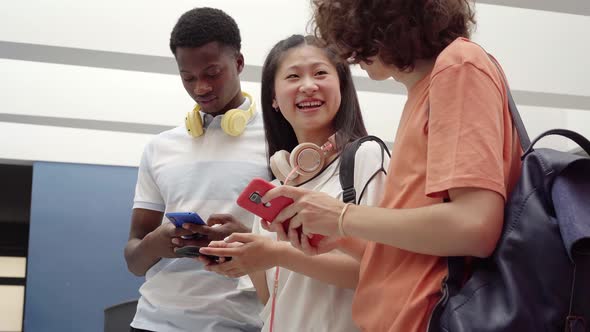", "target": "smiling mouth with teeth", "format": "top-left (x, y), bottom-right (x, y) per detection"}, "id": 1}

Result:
top-left (296, 101), bottom-right (324, 109)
